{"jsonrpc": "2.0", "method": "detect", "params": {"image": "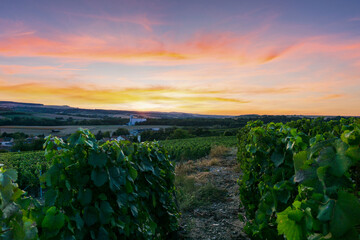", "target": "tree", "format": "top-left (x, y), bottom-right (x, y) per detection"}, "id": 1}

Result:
top-left (95, 131), bottom-right (103, 140)
top-left (103, 131), bottom-right (111, 138)
top-left (169, 128), bottom-right (191, 139)
top-left (112, 128), bottom-right (129, 136)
